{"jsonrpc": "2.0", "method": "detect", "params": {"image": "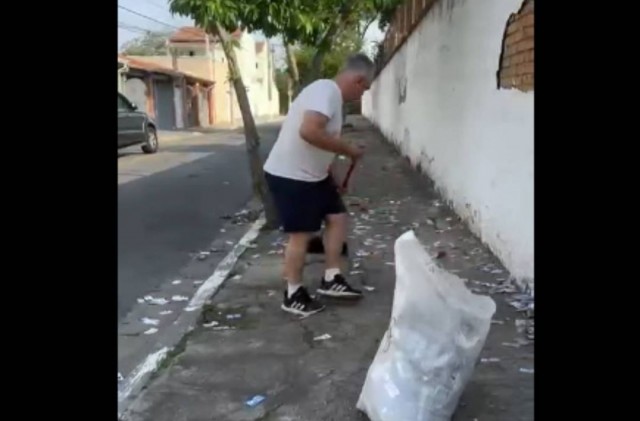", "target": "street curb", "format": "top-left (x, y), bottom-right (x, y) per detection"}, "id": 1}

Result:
top-left (158, 132), bottom-right (204, 142)
top-left (118, 215), bottom-right (266, 419)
